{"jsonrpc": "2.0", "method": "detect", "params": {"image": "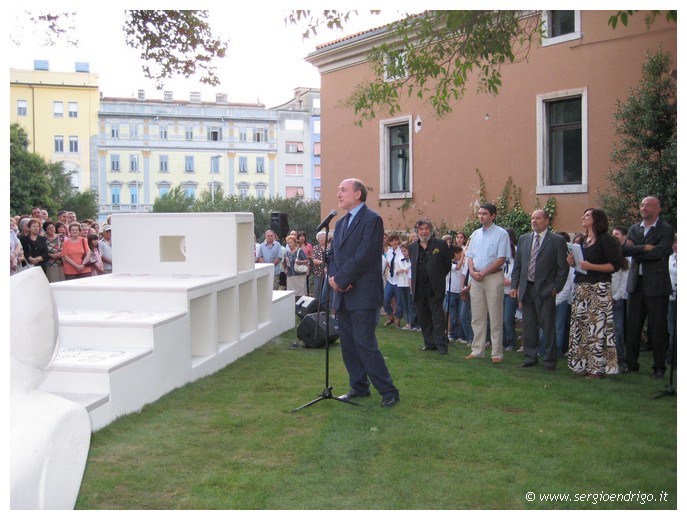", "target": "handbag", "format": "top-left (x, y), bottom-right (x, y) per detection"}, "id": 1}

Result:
top-left (294, 248), bottom-right (309, 274)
